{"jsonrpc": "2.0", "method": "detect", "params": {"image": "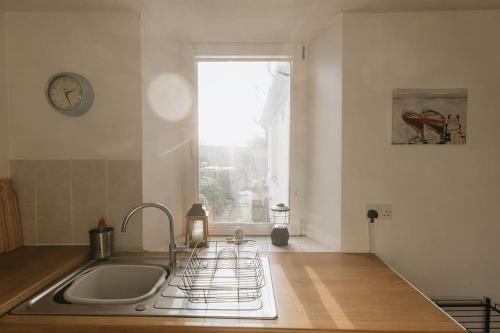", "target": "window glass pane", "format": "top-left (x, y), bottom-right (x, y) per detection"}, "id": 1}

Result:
top-left (197, 61), bottom-right (290, 224)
